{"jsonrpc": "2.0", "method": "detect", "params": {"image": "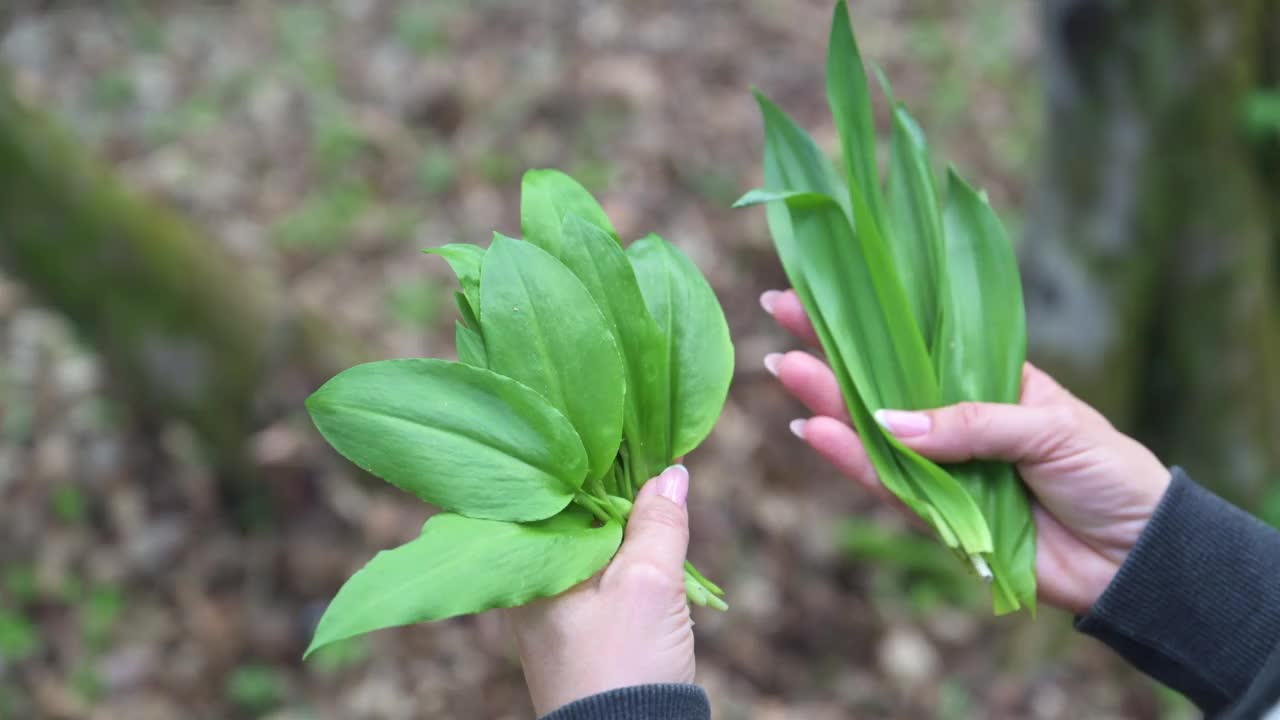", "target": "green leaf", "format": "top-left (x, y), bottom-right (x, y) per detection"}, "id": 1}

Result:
top-left (480, 234), bottom-right (626, 480)
top-left (750, 90), bottom-right (851, 218)
top-left (521, 169), bottom-right (618, 259)
top-left (455, 320), bottom-right (486, 367)
top-left (424, 243), bottom-right (485, 319)
top-left (454, 291), bottom-right (479, 331)
top-left (306, 507), bottom-right (622, 657)
top-left (306, 358), bottom-right (587, 522)
top-left (559, 215), bottom-right (668, 482)
top-left (884, 104), bottom-right (945, 351)
top-left (749, 91), bottom-right (990, 555)
top-left (626, 234), bottom-right (734, 459)
top-left (781, 192), bottom-right (992, 556)
top-left (826, 0), bottom-right (886, 233)
top-left (938, 169), bottom-right (1025, 403)
top-left (938, 168), bottom-right (1036, 613)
